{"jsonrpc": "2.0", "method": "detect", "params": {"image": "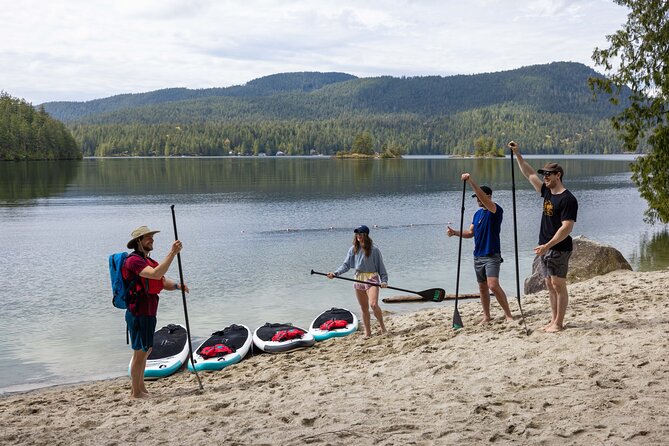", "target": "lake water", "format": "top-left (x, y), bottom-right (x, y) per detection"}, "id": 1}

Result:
top-left (1, 155), bottom-right (667, 394)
